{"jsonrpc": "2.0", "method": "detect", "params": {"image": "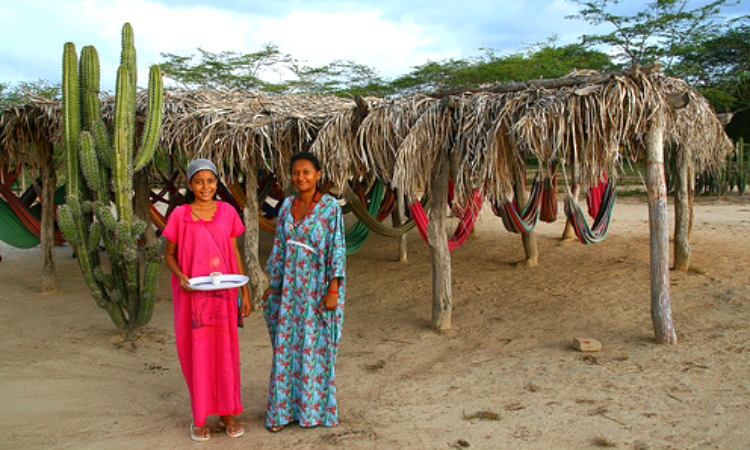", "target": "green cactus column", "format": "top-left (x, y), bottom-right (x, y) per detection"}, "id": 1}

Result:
top-left (58, 22), bottom-right (163, 340)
